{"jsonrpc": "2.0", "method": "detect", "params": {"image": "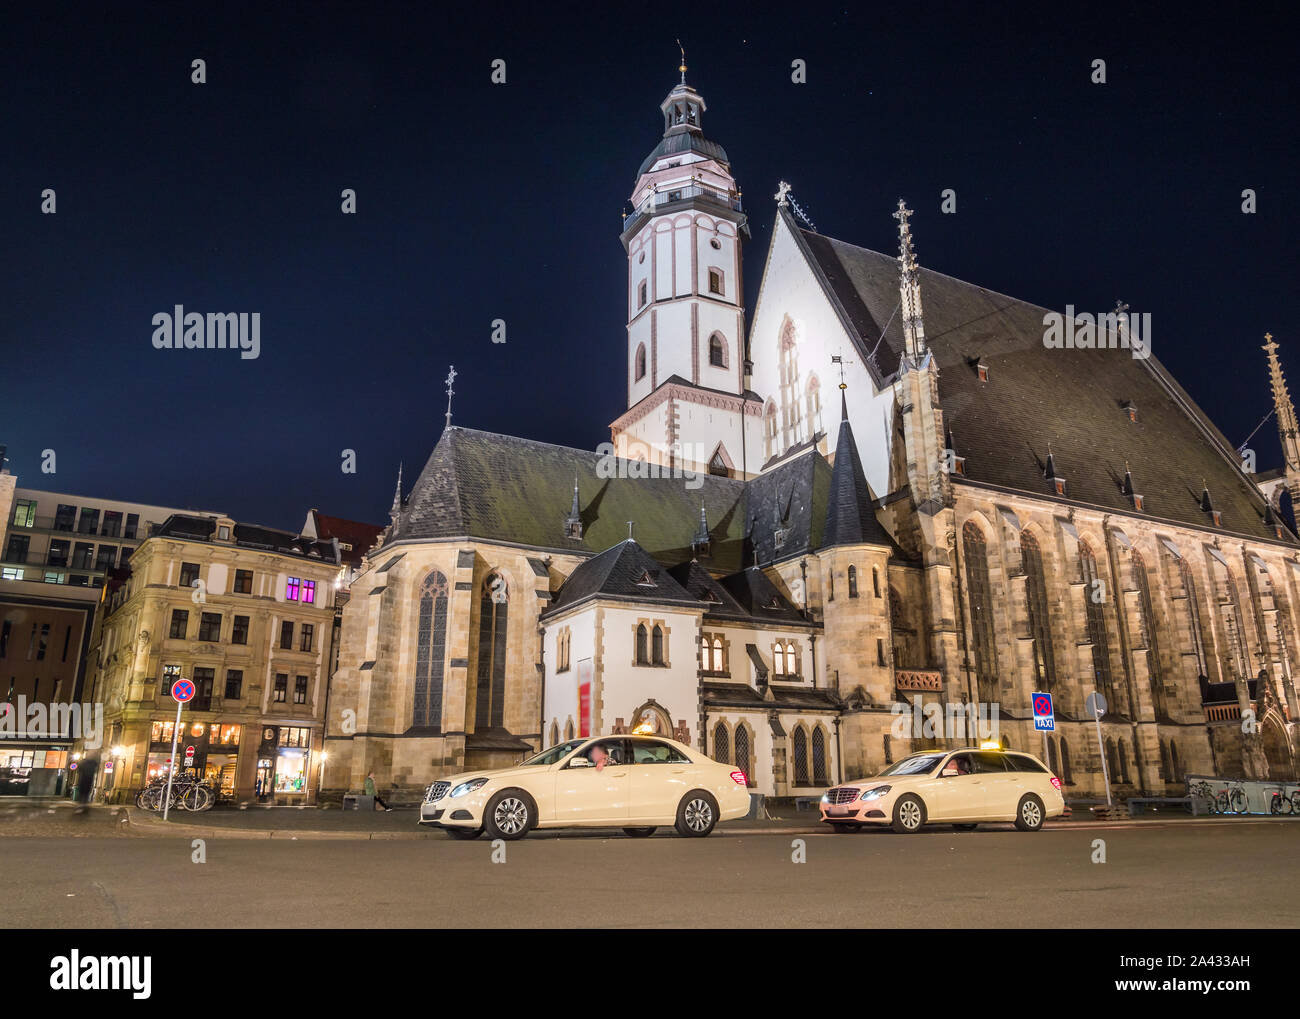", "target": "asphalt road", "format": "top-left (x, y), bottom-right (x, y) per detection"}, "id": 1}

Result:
top-left (2, 809), bottom-right (1297, 927)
